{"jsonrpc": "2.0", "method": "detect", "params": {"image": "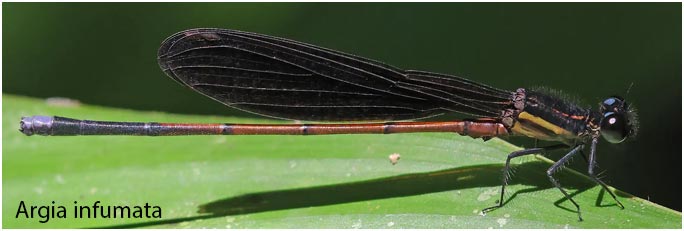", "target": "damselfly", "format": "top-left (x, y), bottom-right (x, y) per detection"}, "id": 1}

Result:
top-left (20, 28), bottom-right (638, 221)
